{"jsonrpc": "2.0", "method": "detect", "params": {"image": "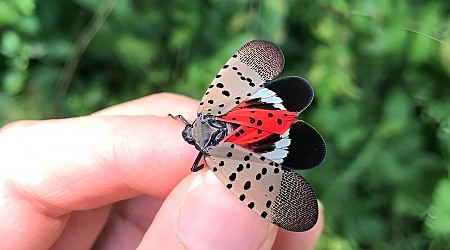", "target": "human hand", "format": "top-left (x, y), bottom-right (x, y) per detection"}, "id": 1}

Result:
top-left (0, 93), bottom-right (323, 249)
